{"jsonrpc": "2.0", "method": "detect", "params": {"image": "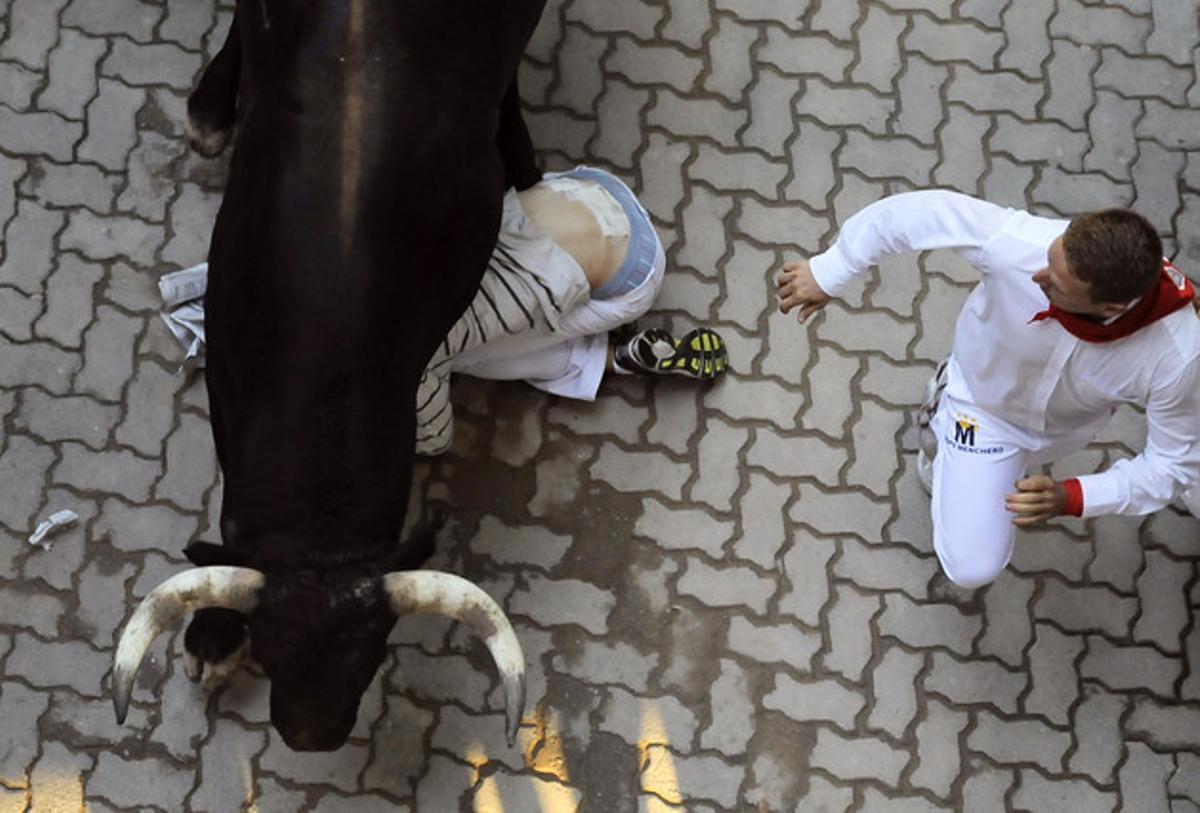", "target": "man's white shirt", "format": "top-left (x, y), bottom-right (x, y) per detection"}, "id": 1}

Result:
top-left (809, 190), bottom-right (1200, 517)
